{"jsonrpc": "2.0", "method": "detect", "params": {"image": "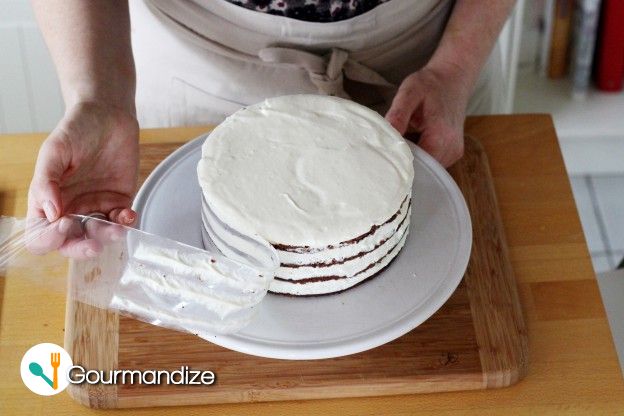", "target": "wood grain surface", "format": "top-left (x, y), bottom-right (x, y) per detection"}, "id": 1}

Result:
top-left (61, 135), bottom-right (527, 408)
top-left (1, 116), bottom-right (623, 415)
